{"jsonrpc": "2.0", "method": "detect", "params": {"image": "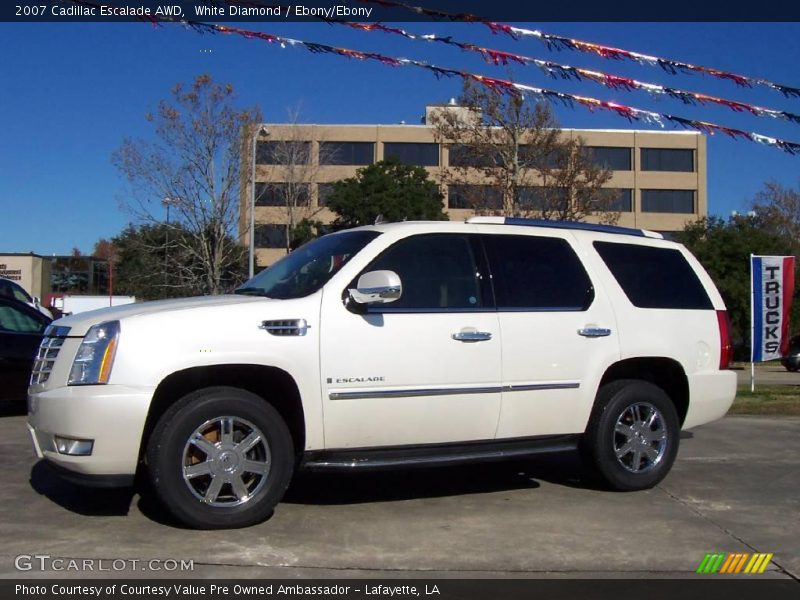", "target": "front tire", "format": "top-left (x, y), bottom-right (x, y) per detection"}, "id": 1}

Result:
top-left (146, 386), bottom-right (294, 529)
top-left (582, 380), bottom-right (680, 491)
